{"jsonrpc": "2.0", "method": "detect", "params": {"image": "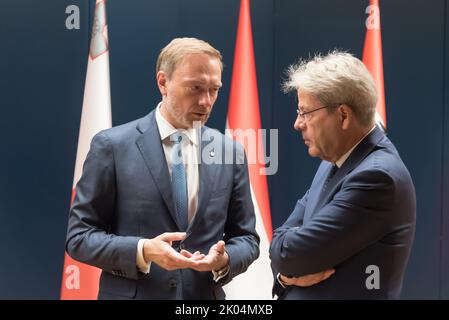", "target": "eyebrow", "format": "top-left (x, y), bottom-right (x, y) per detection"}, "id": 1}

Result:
top-left (183, 79), bottom-right (222, 88)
